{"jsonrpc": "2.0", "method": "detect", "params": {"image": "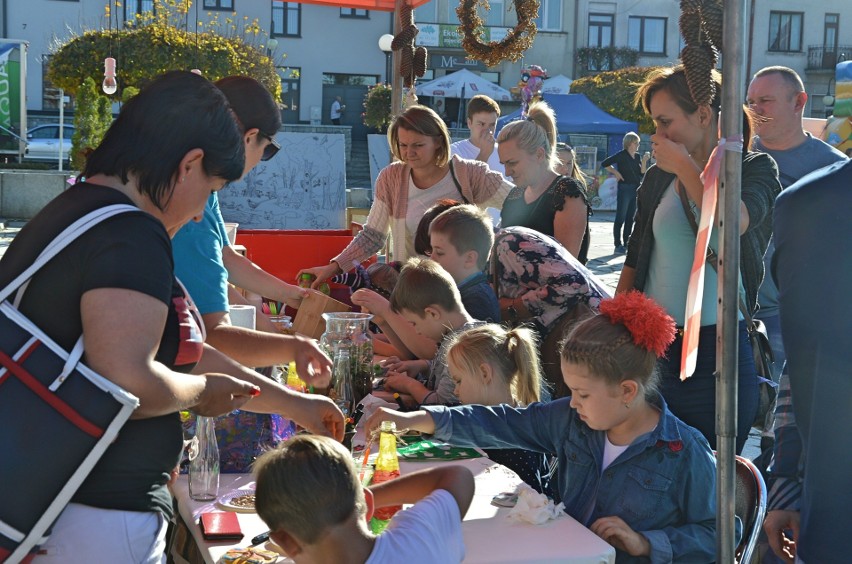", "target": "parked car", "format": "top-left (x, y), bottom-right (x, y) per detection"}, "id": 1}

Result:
top-left (25, 124), bottom-right (75, 162)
